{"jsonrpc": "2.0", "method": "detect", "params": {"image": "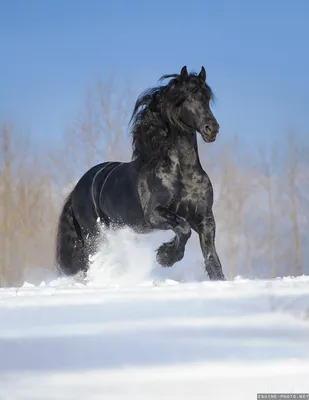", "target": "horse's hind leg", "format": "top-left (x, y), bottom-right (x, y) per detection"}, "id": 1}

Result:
top-left (74, 218), bottom-right (103, 277)
top-left (146, 206), bottom-right (191, 267)
top-left (197, 210), bottom-right (225, 280)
